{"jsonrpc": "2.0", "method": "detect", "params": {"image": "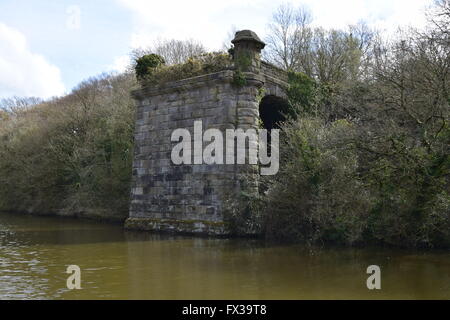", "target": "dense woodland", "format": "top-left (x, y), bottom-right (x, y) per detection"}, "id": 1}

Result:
top-left (0, 1), bottom-right (448, 247)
